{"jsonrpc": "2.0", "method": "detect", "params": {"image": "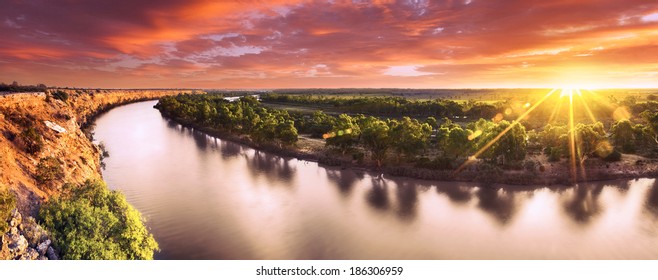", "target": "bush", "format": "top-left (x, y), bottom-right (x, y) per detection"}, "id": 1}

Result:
top-left (18, 127), bottom-right (44, 155)
top-left (0, 186), bottom-right (16, 234)
top-left (39, 180), bottom-right (158, 260)
top-left (51, 90), bottom-right (69, 102)
top-left (603, 150), bottom-right (622, 162)
top-left (36, 156), bottom-right (64, 187)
